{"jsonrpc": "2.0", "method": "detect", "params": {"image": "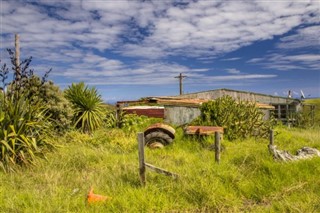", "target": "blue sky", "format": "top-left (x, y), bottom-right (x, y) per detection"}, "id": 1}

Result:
top-left (1, 0), bottom-right (319, 102)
